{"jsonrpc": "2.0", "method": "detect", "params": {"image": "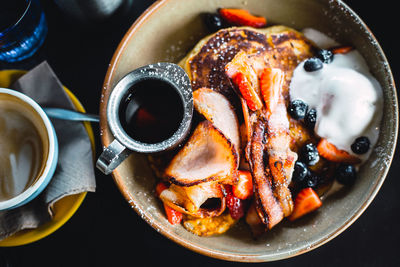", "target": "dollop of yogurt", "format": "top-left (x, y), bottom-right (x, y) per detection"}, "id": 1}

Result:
top-left (290, 29), bottom-right (383, 160)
